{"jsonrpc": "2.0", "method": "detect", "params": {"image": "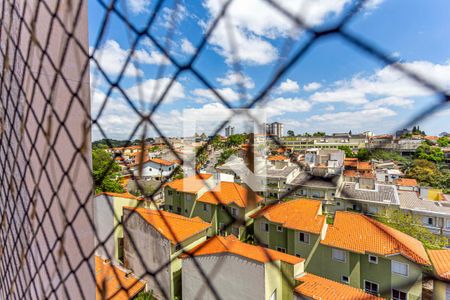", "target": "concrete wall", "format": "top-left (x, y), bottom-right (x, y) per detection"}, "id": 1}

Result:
top-left (182, 254), bottom-right (265, 300)
top-left (0, 1), bottom-right (93, 298)
top-left (123, 210), bottom-right (172, 299)
top-left (94, 195), bottom-right (115, 260)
